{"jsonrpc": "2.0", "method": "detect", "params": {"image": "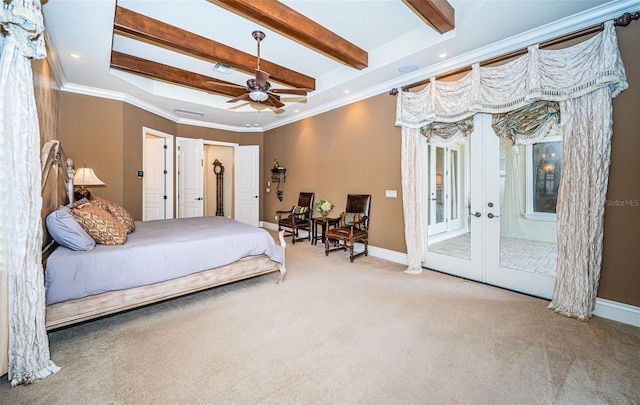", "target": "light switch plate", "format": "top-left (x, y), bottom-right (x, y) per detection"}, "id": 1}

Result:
top-left (385, 189), bottom-right (397, 198)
